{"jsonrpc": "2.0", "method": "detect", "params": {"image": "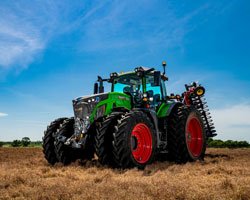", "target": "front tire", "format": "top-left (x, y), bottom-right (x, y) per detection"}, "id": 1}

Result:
top-left (55, 118), bottom-right (94, 165)
top-left (42, 118), bottom-right (67, 165)
top-left (112, 111), bottom-right (157, 169)
top-left (95, 113), bottom-right (123, 166)
top-left (167, 105), bottom-right (206, 163)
